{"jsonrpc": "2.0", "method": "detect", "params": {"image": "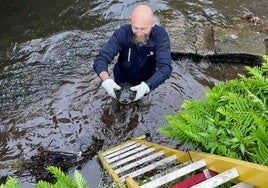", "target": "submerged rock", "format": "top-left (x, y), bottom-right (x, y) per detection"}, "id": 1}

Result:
top-left (0, 137), bottom-right (104, 184)
top-left (115, 82), bottom-right (136, 105)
